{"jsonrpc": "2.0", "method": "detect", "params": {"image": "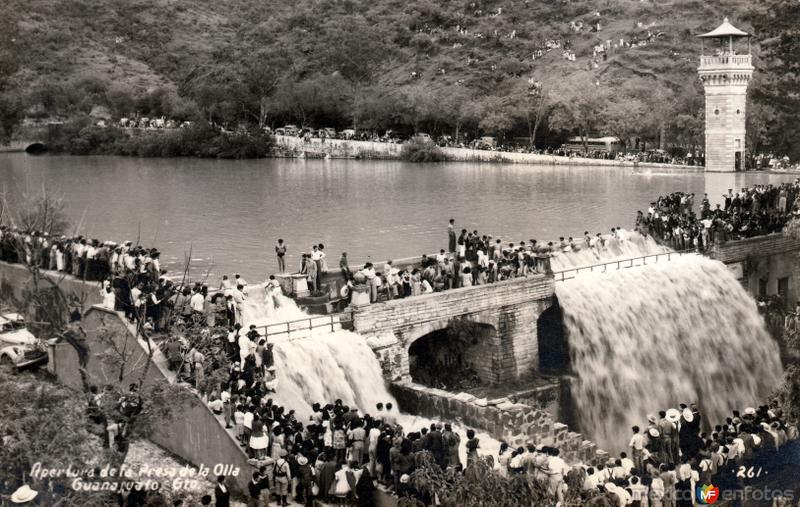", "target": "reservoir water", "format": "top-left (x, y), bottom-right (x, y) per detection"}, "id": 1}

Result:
top-left (1, 153), bottom-right (796, 281)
